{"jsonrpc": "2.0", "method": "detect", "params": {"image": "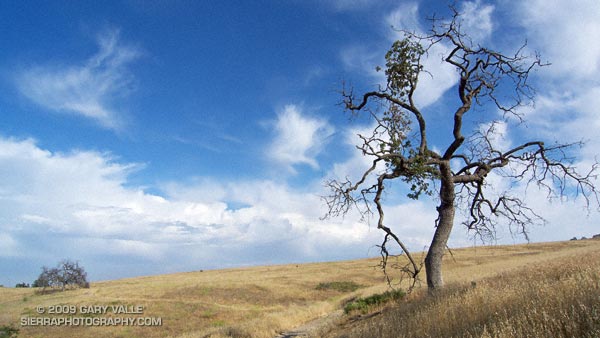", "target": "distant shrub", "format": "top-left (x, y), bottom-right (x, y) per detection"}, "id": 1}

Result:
top-left (344, 289), bottom-right (406, 314)
top-left (0, 325), bottom-right (18, 338)
top-left (15, 282), bottom-right (30, 288)
top-left (212, 320), bottom-right (226, 327)
top-left (316, 281), bottom-right (363, 292)
top-left (220, 326), bottom-right (252, 338)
